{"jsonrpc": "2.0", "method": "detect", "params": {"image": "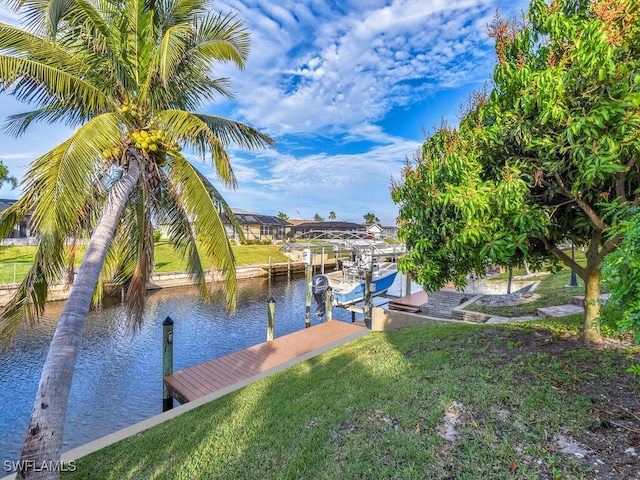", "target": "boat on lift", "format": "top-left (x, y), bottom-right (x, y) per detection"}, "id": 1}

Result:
top-left (313, 253), bottom-right (398, 307)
